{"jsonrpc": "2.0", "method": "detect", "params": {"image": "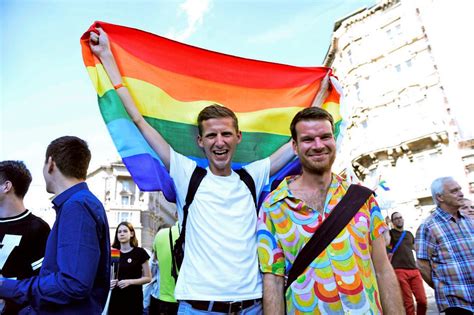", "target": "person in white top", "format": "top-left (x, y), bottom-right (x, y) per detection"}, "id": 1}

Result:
top-left (90, 28), bottom-right (295, 314)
